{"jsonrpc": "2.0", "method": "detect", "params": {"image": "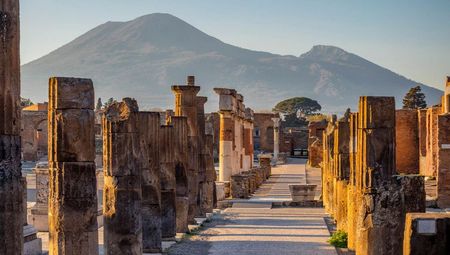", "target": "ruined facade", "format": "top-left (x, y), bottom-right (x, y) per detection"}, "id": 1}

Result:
top-left (321, 96), bottom-right (426, 255)
top-left (48, 77), bottom-right (99, 254)
top-left (21, 103), bottom-right (48, 161)
top-left (0, 1), bottom-right (24, 253)
top-left (214, 88), bottom-right (255, 182)
top-left (307, 120), bottom-right (327, 167)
